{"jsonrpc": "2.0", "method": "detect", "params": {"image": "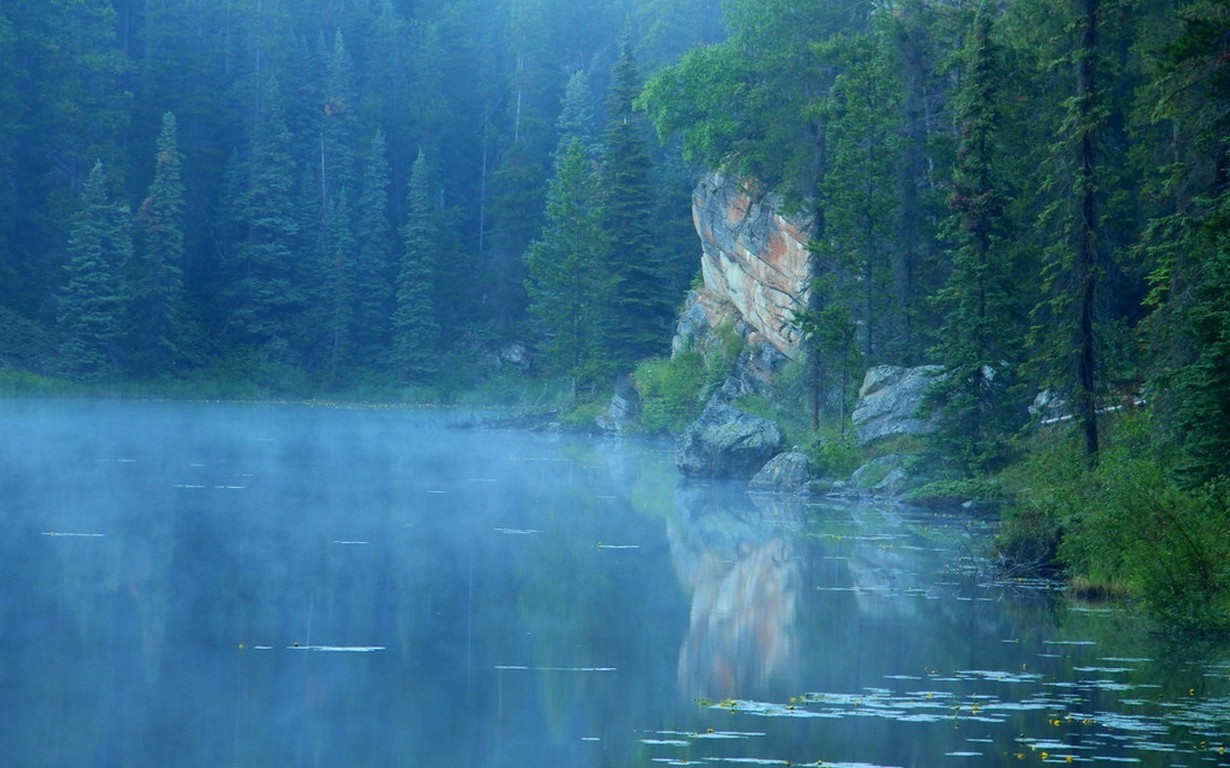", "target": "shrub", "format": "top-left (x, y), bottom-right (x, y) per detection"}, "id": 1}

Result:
top-left (634, 351), bottom-right (706, 434)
